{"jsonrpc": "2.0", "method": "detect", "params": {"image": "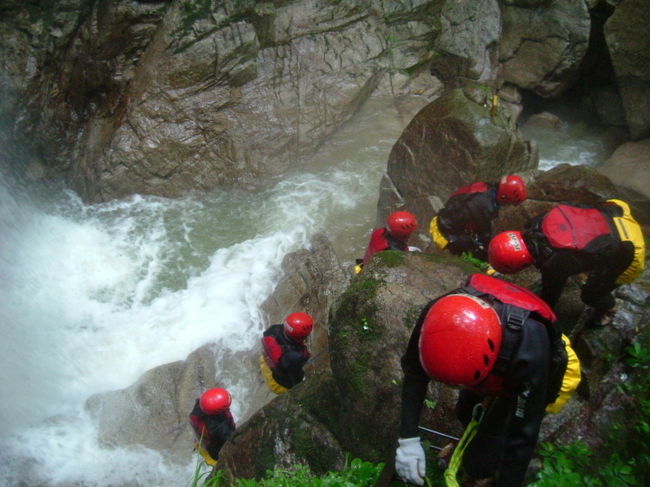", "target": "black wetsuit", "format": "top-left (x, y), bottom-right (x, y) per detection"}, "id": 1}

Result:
top-left (262, 324), bottom-right (310, 389)
top-left (437, 187), bottom-right (500, 260)
top-left (189, 400), bottom-right (236, 459)
top-left (400, 299), bottom-right (552, 487)
top-left (523, 203), bottom-right (635, 312)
